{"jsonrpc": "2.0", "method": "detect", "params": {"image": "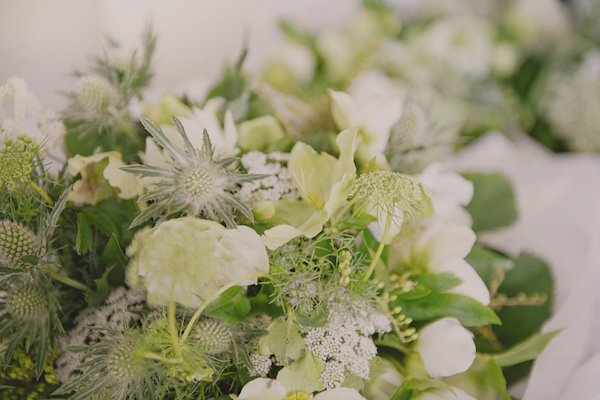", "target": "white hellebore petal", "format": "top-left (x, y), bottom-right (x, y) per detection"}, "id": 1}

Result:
top-left (418, 163), bottom-right (474, 225)
top-left (436, 259), bottom-right (491, 306)
top-left (162, 98), bottom-right (239, 157)
top-left (329, 70), bottom-right (402, 166)
top-left (238, 378), bottom-right (367, 400)
top-left (415, 317), bottom-right (476, 378)
top-left (262, 128), bottom-right (358, 249)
